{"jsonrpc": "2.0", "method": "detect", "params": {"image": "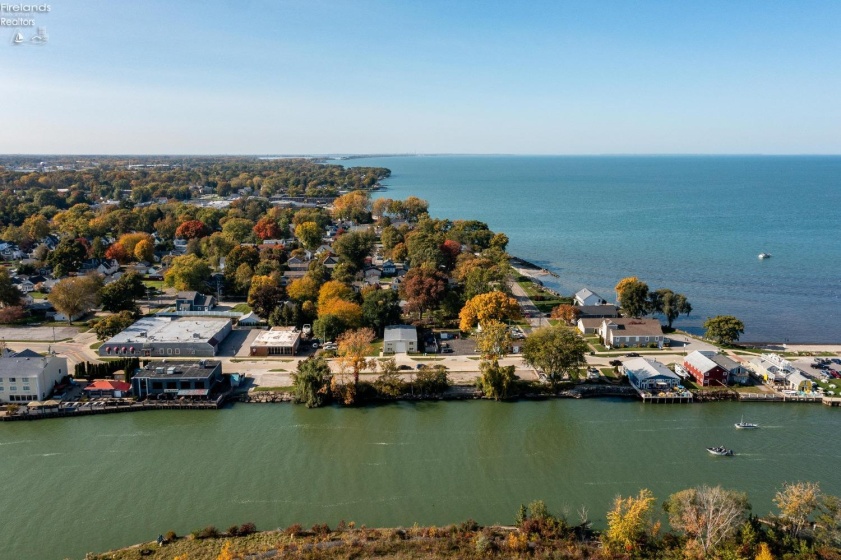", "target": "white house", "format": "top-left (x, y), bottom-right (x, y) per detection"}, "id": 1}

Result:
top-left (575, 288), bottom-right (606, 307)
top-left (623, 357), bottom-right (681, 391)
top-left (383, 325), bottom-right (418, 354)
top-left (598, 318), bottom-right (664, 349)
top-left (0, 350), bottom-right (68, 403)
